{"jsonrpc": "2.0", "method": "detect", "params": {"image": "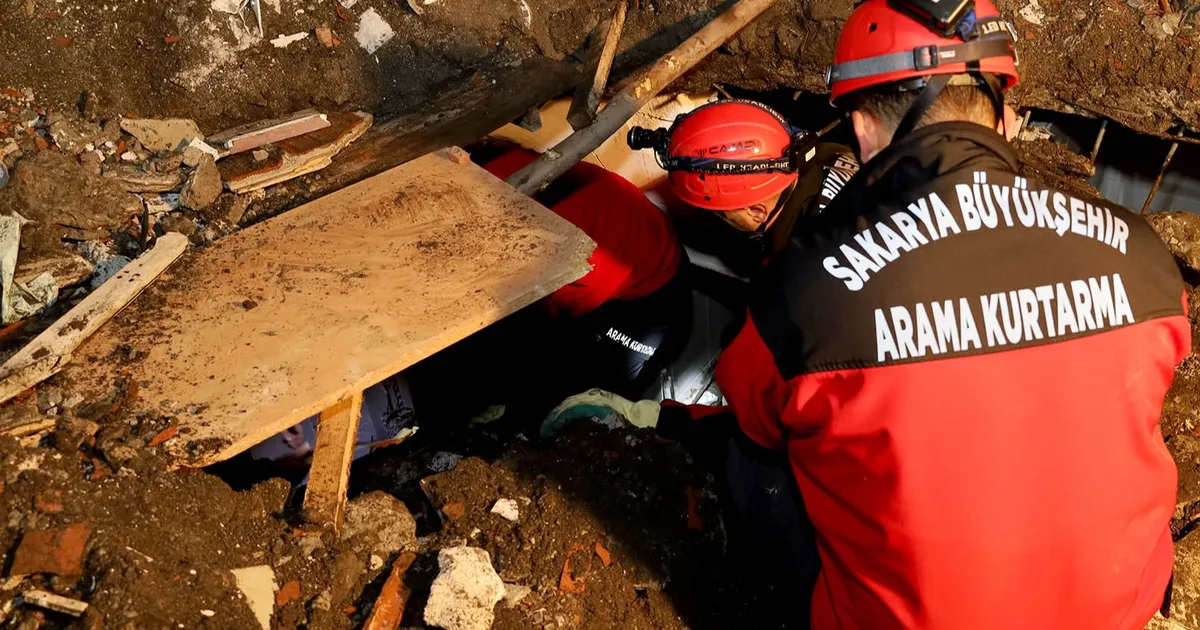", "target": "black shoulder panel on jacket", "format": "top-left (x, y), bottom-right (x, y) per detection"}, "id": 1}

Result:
top-left (750, 167), bottom-right (1185, 379)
